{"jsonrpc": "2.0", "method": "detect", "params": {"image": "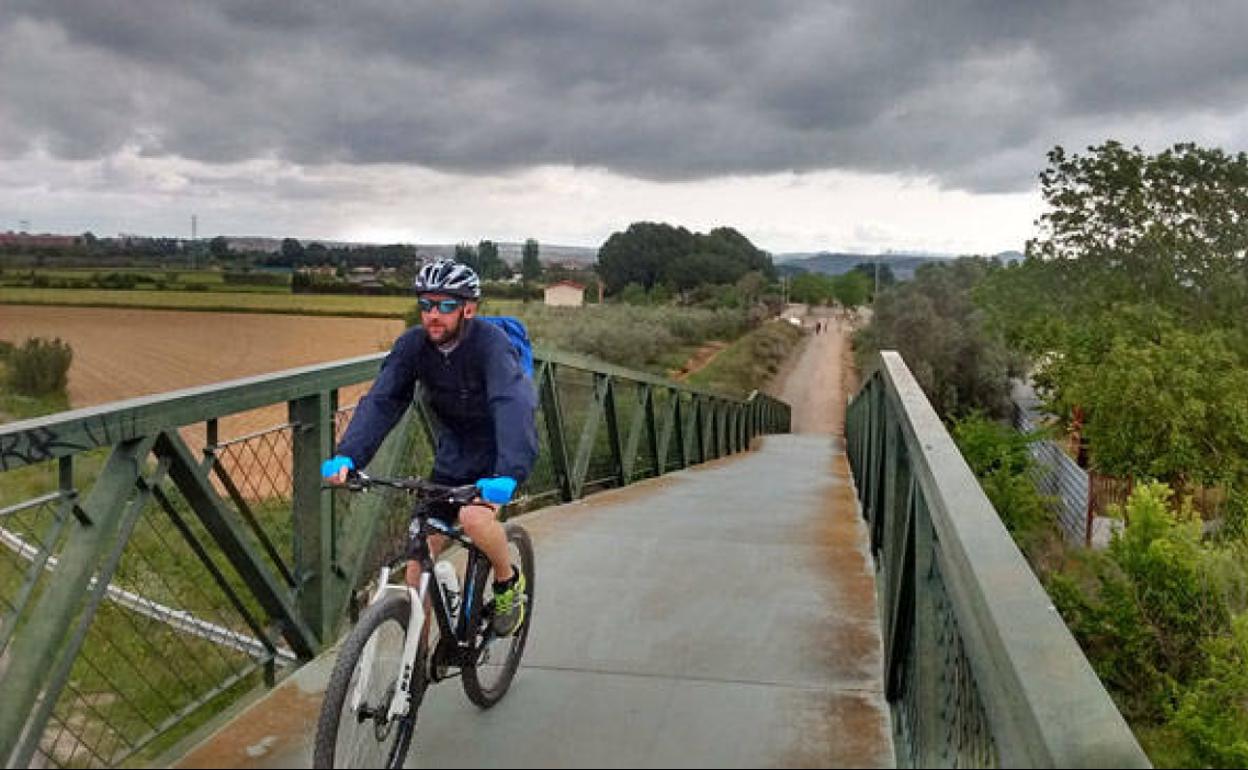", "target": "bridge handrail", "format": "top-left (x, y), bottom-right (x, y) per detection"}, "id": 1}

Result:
top-left (0, 347), bottom-right (772, 471)
top-left (846, 351), bottom-right (1148, 768)
top-left (0, 343), bottom-right (791, 768)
